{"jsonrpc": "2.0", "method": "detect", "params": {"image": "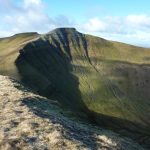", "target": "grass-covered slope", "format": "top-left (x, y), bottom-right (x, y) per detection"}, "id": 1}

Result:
top-left (0, 28), bottom-right (150, 147)
top-left (0, 32), bottom-right (39, 79)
